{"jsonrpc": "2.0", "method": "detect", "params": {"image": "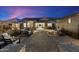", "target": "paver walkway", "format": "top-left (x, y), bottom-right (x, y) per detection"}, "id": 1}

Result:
top-left (26, 31), bottom-right (59, 52)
